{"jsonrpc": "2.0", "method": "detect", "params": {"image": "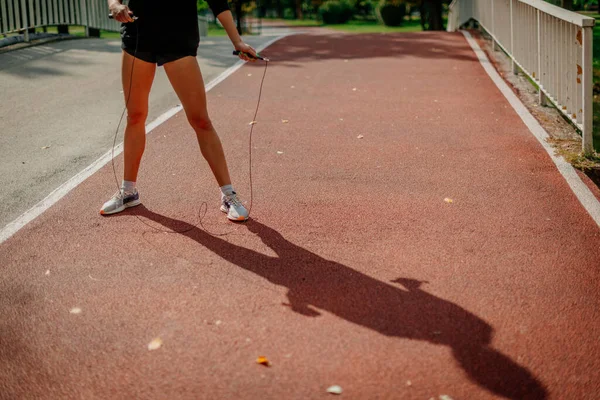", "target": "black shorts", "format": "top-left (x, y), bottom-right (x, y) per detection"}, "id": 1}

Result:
top-left (122, 45), bottom-right (197, 67)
